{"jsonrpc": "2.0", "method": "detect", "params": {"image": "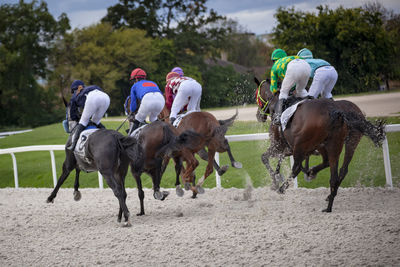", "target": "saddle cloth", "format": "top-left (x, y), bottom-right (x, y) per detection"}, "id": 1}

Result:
top-left (173, 110), bottom-right (200, 128)
top-left (280, 100), bottom-right (306, 131)
top-left (129, 124), bottom-right (148, 139)
top-left (74, 128), bottom-right (98, 163)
